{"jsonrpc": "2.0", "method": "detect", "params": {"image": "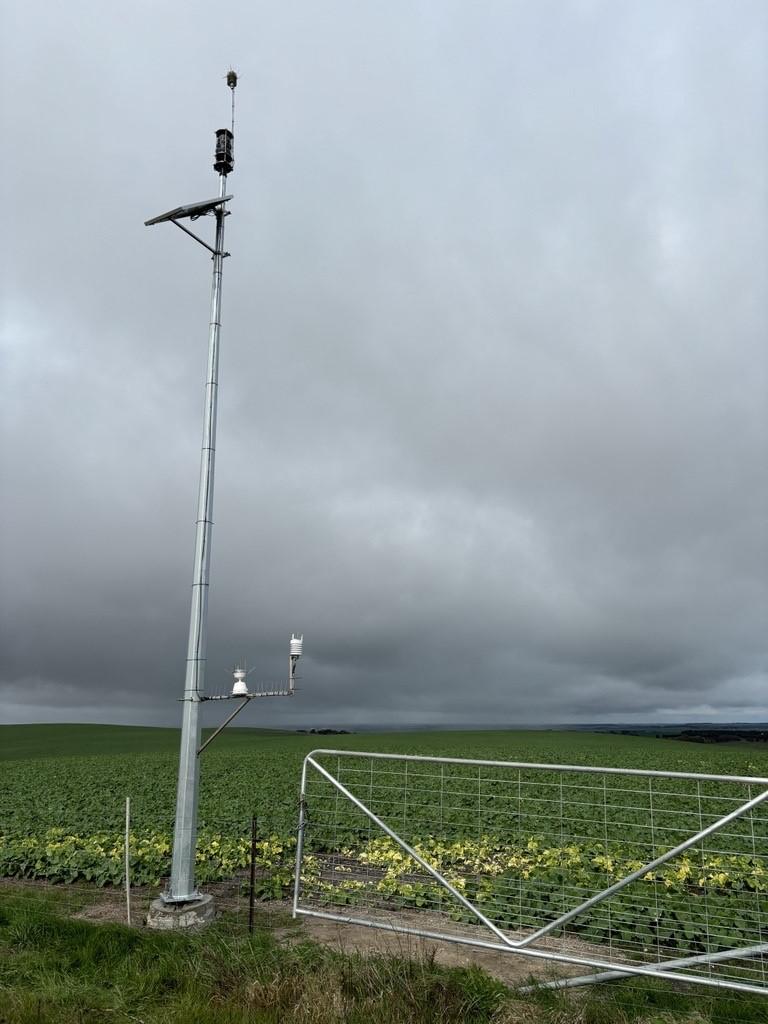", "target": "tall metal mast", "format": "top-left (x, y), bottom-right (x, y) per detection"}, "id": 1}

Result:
top-left (145, 73), bottom-right (237, 904)
top-left (168, 121), bottom-right (234, 904)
